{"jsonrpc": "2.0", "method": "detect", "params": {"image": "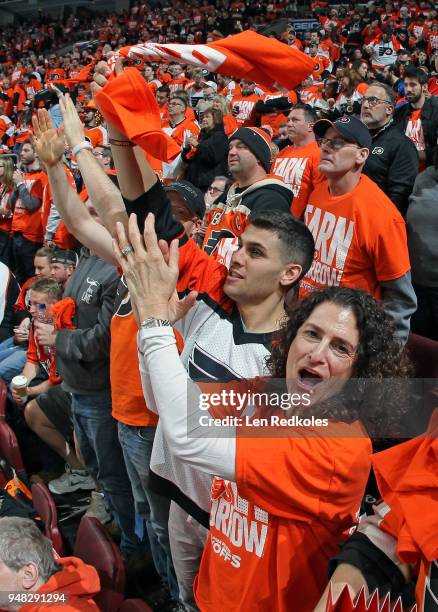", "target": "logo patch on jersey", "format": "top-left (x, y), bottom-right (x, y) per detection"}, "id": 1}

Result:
top-left (188, 343), bottom-right (241, 381)
top-left (113, 278), bottom-right (133, 317)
